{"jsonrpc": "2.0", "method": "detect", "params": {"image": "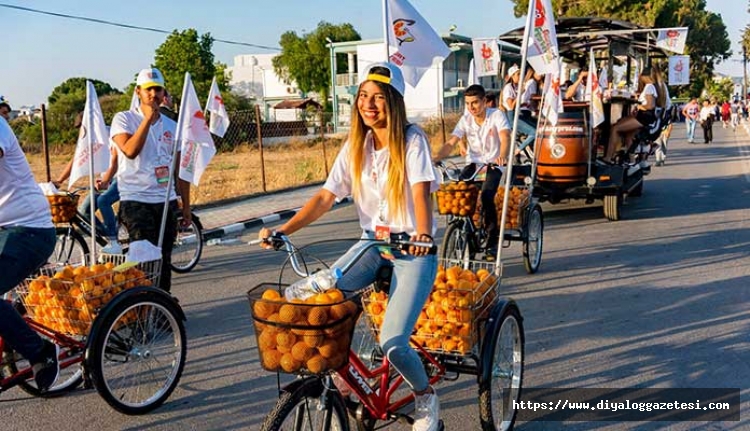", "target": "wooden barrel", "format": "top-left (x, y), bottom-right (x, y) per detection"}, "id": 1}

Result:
top-left (536, 111), bottom-right (588, 184)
